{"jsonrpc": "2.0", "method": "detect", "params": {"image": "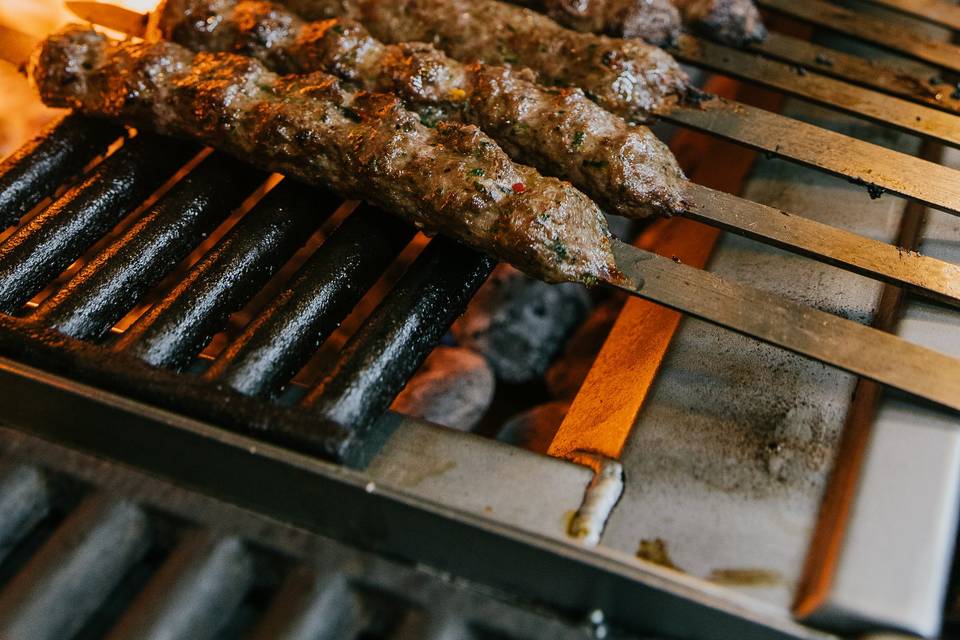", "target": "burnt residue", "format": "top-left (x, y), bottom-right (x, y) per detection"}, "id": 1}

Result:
top-left (304, 238), bottom-right (495, 457)
top-left (708, 568), bottom-right (782, 587)
top-left (847, 176), bottom-right (885, 200)
top-left (0, 314), bottom-right (351, 461)
top-left (0, 114), bottom-right (123, 228)
top-left (636, 538), bottom-right (682, 571)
